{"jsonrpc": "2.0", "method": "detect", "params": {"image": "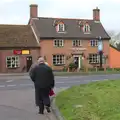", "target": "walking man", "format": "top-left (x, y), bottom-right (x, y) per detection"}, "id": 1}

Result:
top-left (29, 56), bottom-right (41, 107)
top-left (29, 57), bottom-right (55, 114)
